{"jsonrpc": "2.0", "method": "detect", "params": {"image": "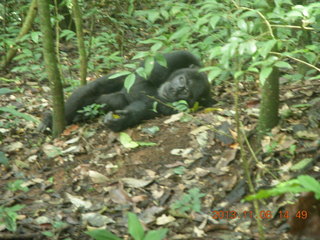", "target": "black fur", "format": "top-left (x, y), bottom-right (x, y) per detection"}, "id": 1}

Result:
top-left (38, 50), bottom-right (213, 132)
